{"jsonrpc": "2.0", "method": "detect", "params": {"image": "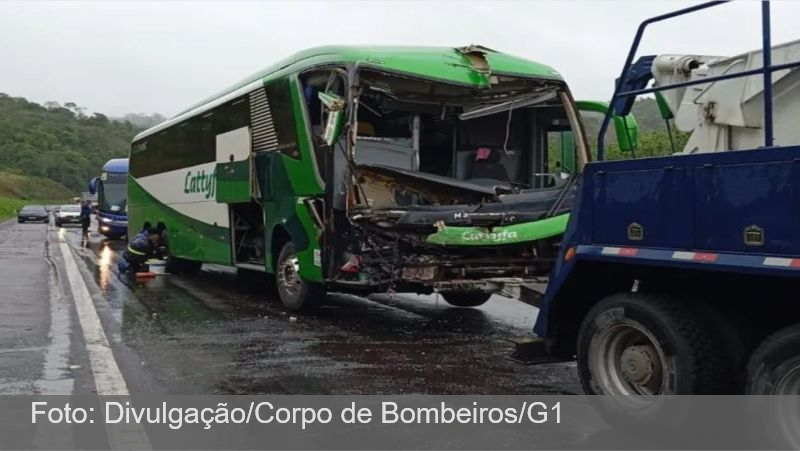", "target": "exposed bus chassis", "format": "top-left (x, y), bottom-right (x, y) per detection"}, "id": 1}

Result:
top-left (347, 217), bottom-right (559, 295)
top-left (337, 166), bottom-right (568, 296)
